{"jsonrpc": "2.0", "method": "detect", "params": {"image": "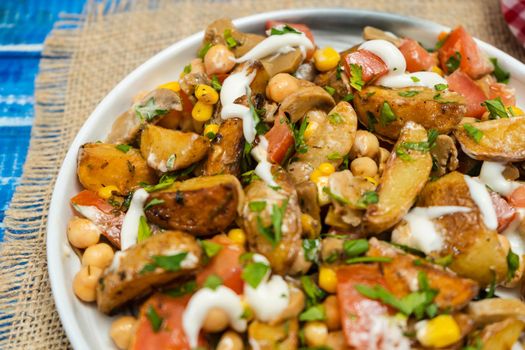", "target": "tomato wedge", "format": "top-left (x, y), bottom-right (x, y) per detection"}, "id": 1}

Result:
top-left (438, 26), bottom-right (493, 79)
top-left (509, 186), bottom-right (525, 208)
top-left (265, 20), bottom-right (315, 59)
top-left (337, 264), bottom-right (391, 349)
top-left (490, 191), bottom-right (517, 232)
top-left (342, 49), bottom-right (389, 85)
top-left (489, 82), bottom-right (516, 107)
top-left (265, 118), bottom-right (294, 164)
top-left (398, 38), bottom-right (436, 72)
top-left (196, 235), bottom-right (245, 294)
top-left (446, 70), bottom-right (487, 118)
top-left (131, 294), bottom-right (207, 350)
top-left (71, 190), bottom-right (114, 213)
